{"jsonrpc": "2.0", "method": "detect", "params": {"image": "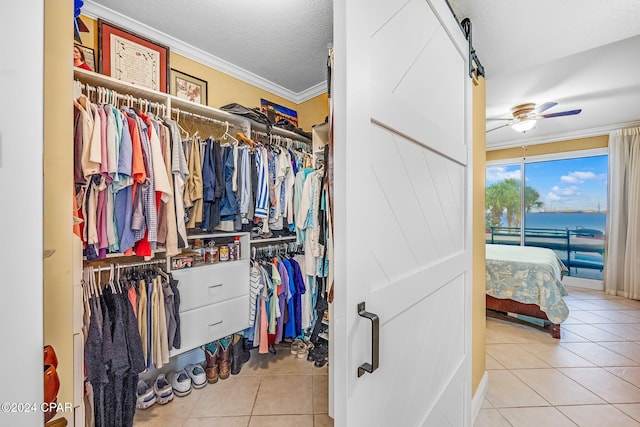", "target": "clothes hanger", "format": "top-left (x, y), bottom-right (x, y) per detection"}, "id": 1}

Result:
top-left (236, 131), bottom-right (255, 149)
top-left (95, 266), bottom-right (103, 296)
top-left (175, 109), bottom-right (190, 140)
top-left (115, 264), bottom-right (122, 294)
top-left (81, 268), bottom-right (91, 297)
top-left (222, 121), bottom-right (239, 145)
top-left (108, 265), bottom-right (117, 293)
top-left (156, 264), bottom-right (169, 280)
